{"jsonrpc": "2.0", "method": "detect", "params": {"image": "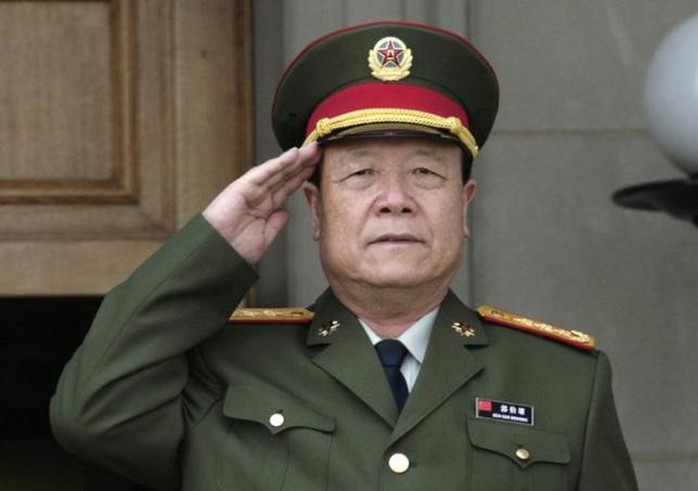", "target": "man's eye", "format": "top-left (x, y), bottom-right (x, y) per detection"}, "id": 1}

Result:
top-left (411, 167), bottom-right (447, 188)
top-left (413, 167), bottom-right (443, 178)
top-left (415, 167), bottom-right (435, 175)
top-left (338, 168), bottom-right (376, 187)
top-left (349, 169), bottom-right (374, 178)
